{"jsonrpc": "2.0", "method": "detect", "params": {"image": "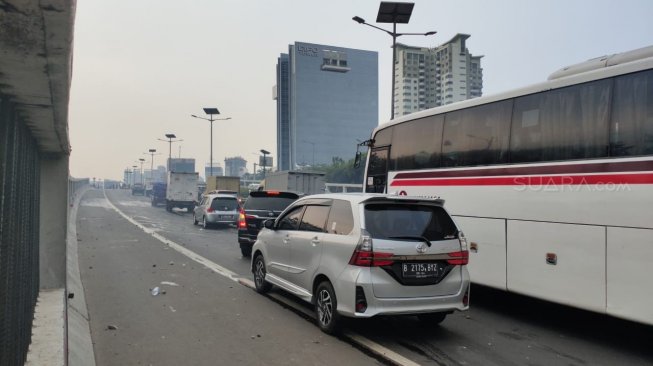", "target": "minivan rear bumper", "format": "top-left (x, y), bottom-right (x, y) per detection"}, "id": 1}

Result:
top-left (335, 265), bottom-right (470, 318)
